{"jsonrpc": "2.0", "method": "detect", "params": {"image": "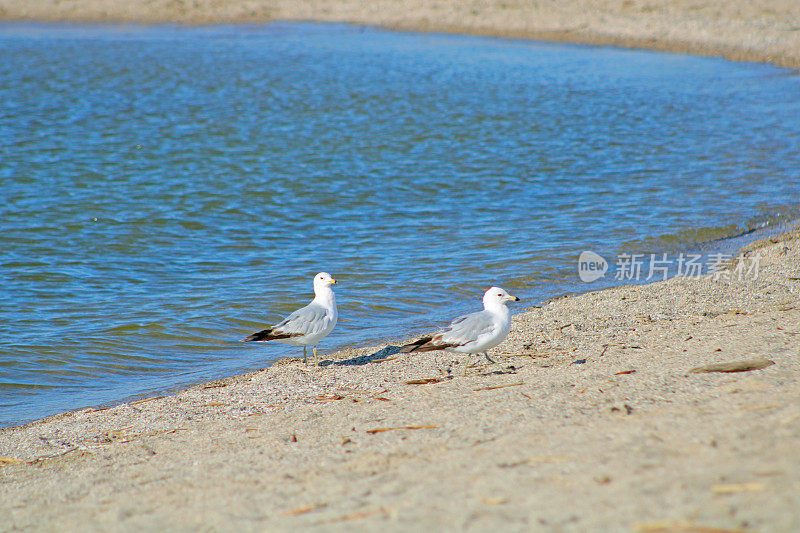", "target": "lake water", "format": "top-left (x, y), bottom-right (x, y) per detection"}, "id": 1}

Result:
top-left (1, 22), bottom-right (799, 427)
